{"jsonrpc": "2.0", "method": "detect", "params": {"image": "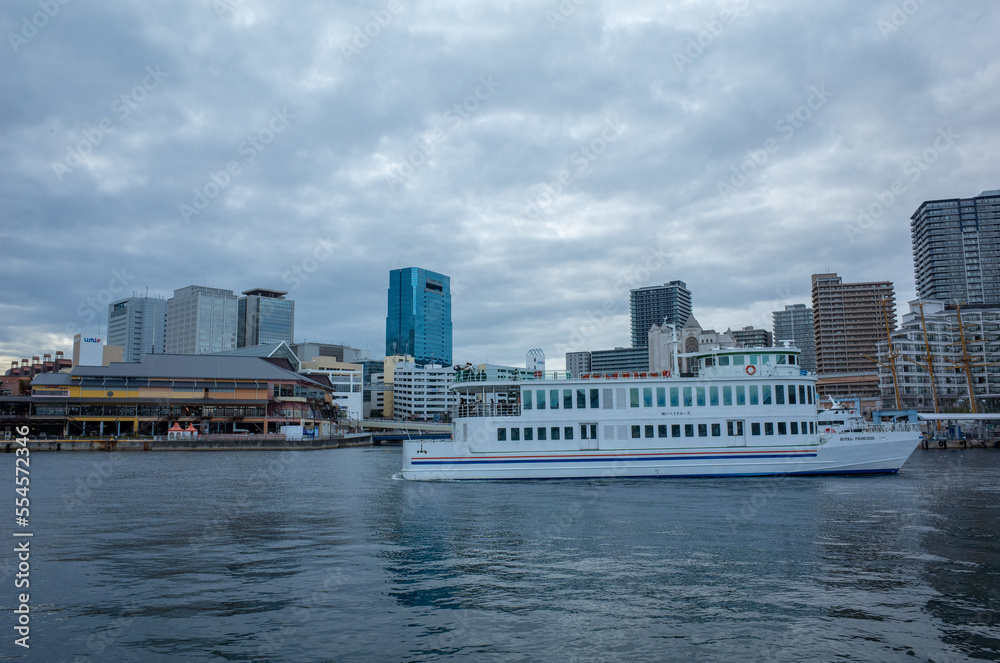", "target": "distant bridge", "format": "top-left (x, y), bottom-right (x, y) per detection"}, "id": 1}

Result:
top-left (361, 420), bottom-right (452, 434)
